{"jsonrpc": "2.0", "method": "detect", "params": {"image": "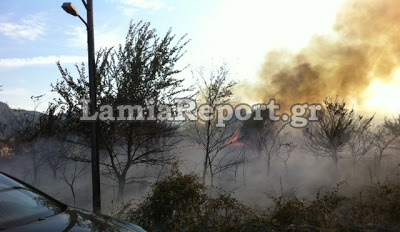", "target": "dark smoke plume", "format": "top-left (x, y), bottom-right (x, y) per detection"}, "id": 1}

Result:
top-left (242, 0), bottom-right (400, 110)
